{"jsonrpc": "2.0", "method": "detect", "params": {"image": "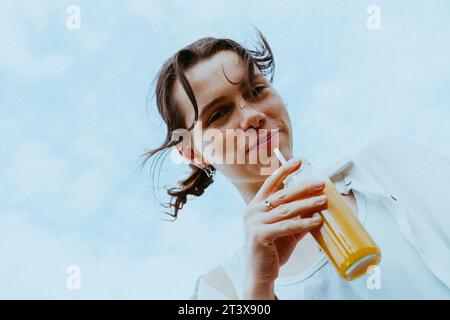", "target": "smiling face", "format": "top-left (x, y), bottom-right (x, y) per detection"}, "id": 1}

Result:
top-left (174, 50), bottom-right (293, 183)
